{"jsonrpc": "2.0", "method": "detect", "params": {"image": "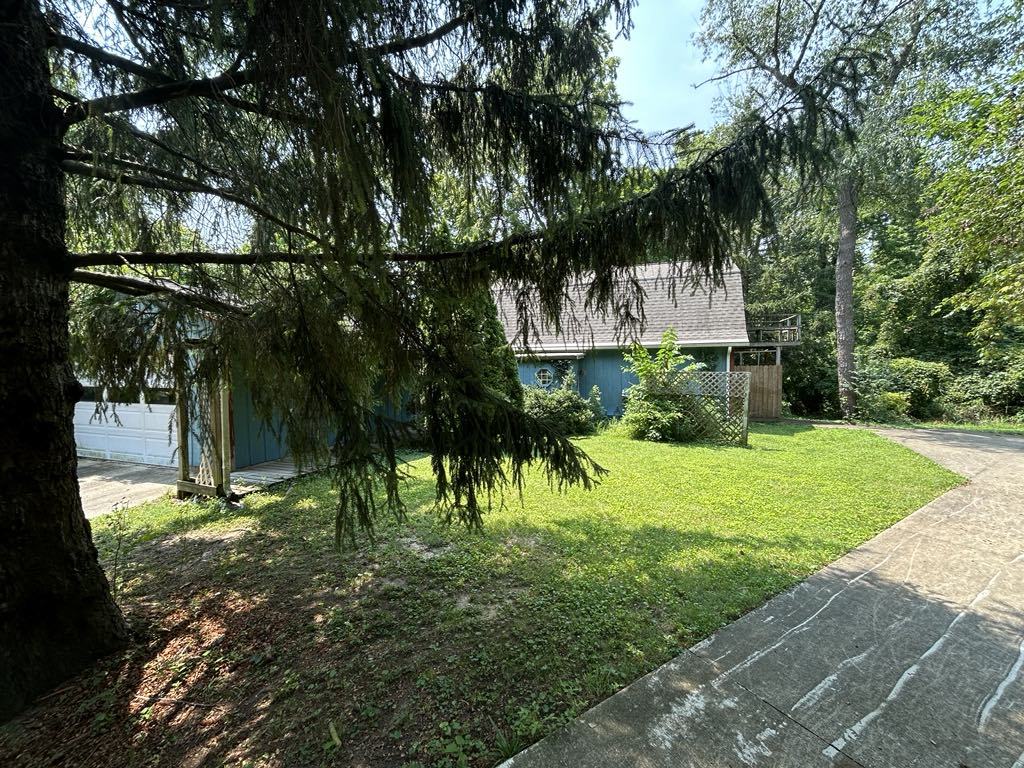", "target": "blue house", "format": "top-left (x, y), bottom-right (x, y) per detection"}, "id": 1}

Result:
top-left (494, 262), bottom-right (755, 416)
